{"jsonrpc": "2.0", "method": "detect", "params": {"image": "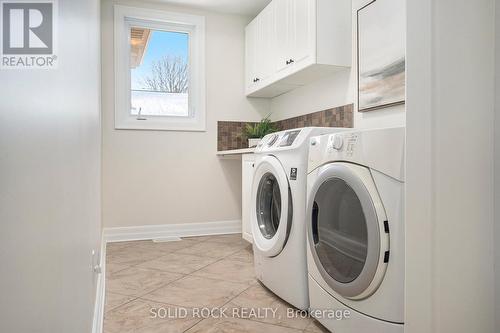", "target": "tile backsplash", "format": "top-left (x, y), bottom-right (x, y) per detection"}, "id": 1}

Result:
top-left (217, 121), bottom-right (252, 152)
top-left (217, 104), bottom-right (353, 151)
